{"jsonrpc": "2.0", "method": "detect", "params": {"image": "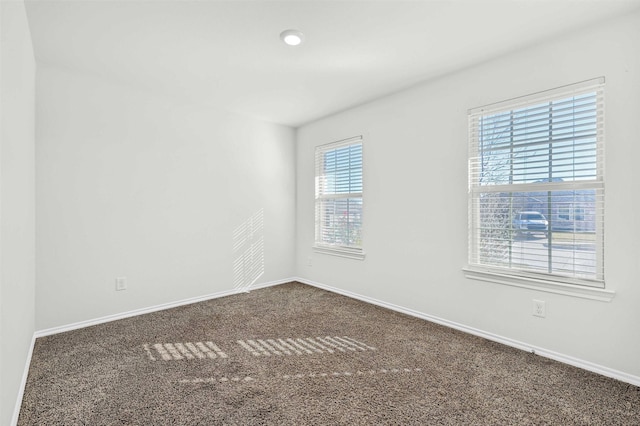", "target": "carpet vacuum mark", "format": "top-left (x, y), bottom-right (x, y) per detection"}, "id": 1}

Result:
top-left (178, 367), bottom-right (423, 385)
